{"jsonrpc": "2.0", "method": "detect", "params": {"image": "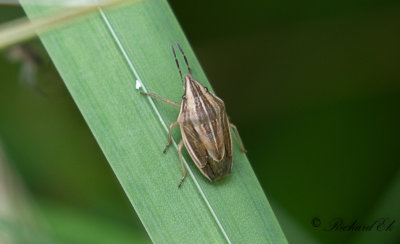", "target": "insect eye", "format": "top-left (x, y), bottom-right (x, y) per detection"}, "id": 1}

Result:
top-left (204, 87), bottom-right (209, 92)
top-left (182, 95), bottom-right (186, 99)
